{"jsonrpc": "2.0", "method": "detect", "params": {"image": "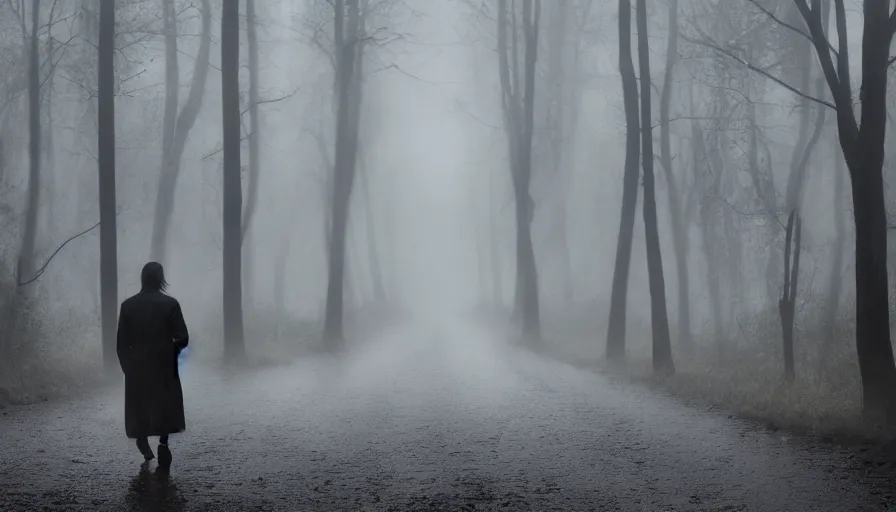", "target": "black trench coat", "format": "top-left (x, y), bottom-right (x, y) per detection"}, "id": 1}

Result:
top-left (116, 291), bottom-right (190, 439)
